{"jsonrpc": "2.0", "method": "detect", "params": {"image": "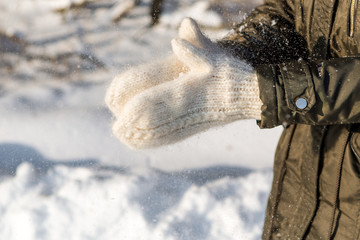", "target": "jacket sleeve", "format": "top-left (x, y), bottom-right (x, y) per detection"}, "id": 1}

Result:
top-left (220, 0), bottom-right (360, 128)
top-left (257, 58), bottom-right (360, 128)
top-left (218, 0), bottom-right (308, 66)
